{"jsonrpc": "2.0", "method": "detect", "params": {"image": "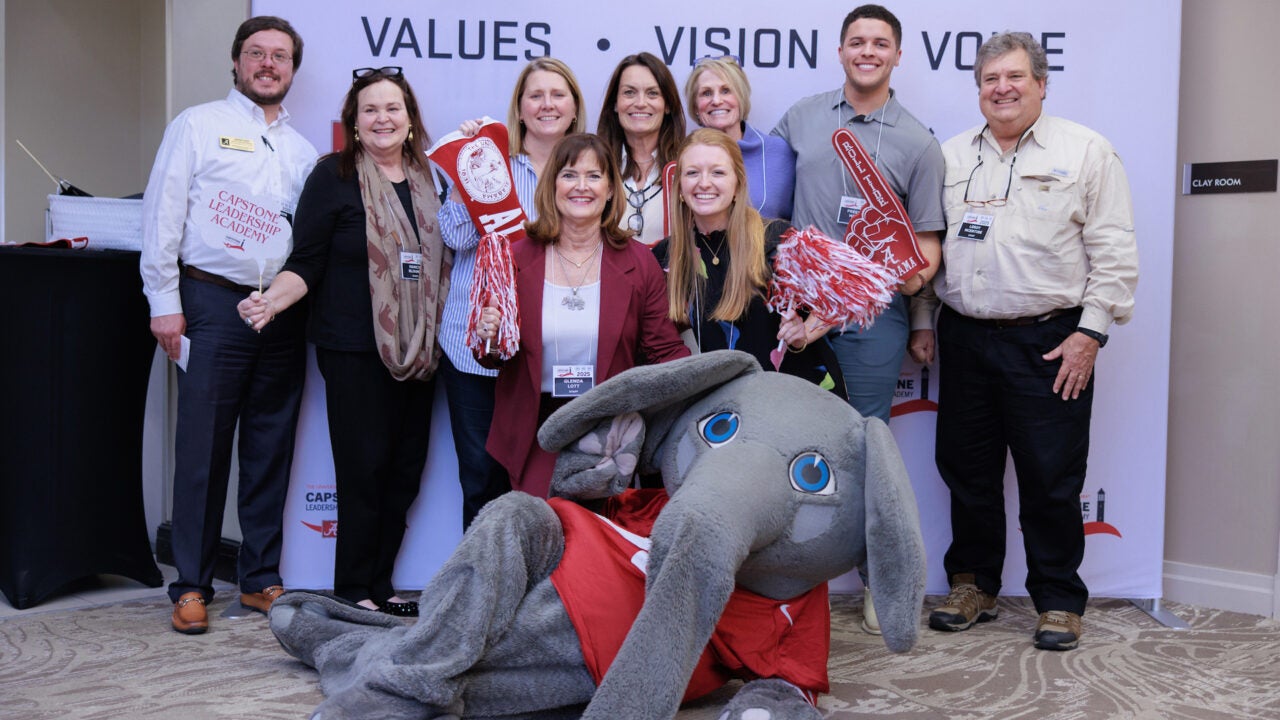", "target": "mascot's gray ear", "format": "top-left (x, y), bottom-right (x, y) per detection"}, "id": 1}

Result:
top-left (862, 417), bottom-right (928, 652)
top-left (538, 351), bottom-right (761, 495)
